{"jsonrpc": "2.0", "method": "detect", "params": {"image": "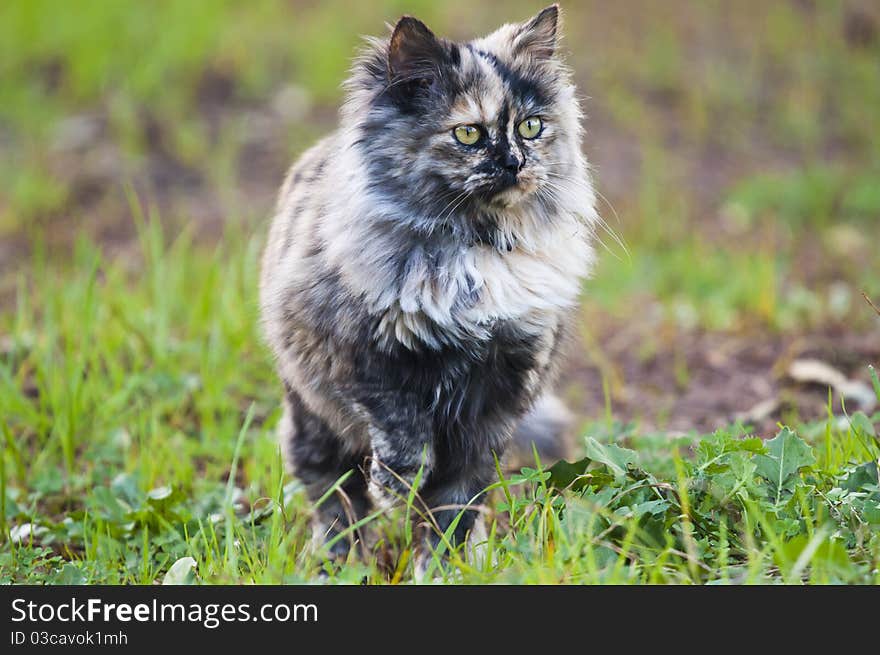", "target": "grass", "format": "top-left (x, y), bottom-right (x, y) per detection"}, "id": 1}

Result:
top-left (1, 217), bottom-right (878, 584)
top-left (1, 1), bottom-right (879, 584)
